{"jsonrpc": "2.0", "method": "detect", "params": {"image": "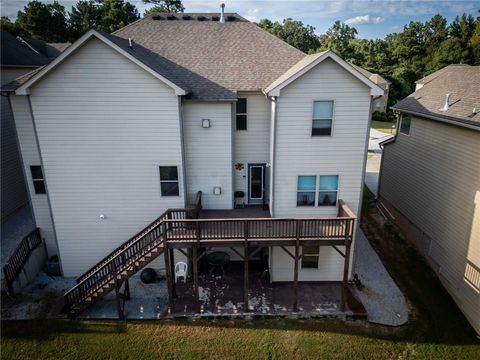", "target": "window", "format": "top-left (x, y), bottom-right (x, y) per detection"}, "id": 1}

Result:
top-left (297, 176), bottom-right (316, 206)
top-left (312, 101), bottom-right (333, 136)
top-left (318, 175), bottom-right (338, 206)
top-left (30, 166), bottom-right (46, 194)
top-left (400, 115), bottom-right (411, 135)
top-left (302, 246), bottom-right (319, 268)
top-left (236, 98), bottom-right (247, 130)
top-left (159, 166), bottom-right (179, 196)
